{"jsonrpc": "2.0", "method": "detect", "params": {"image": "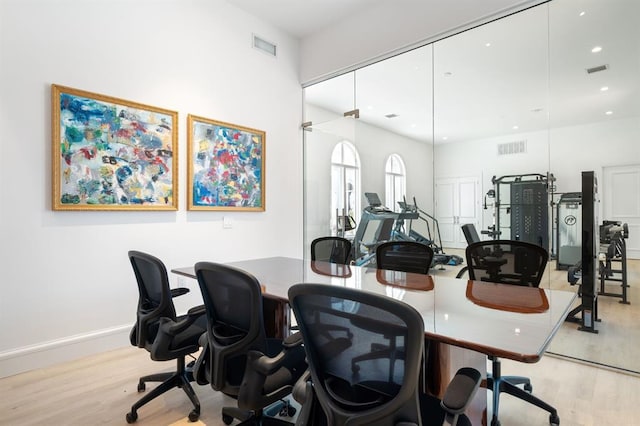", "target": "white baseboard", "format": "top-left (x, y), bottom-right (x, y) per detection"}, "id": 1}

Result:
top-left (0, 325), bottom-right (131, 378)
